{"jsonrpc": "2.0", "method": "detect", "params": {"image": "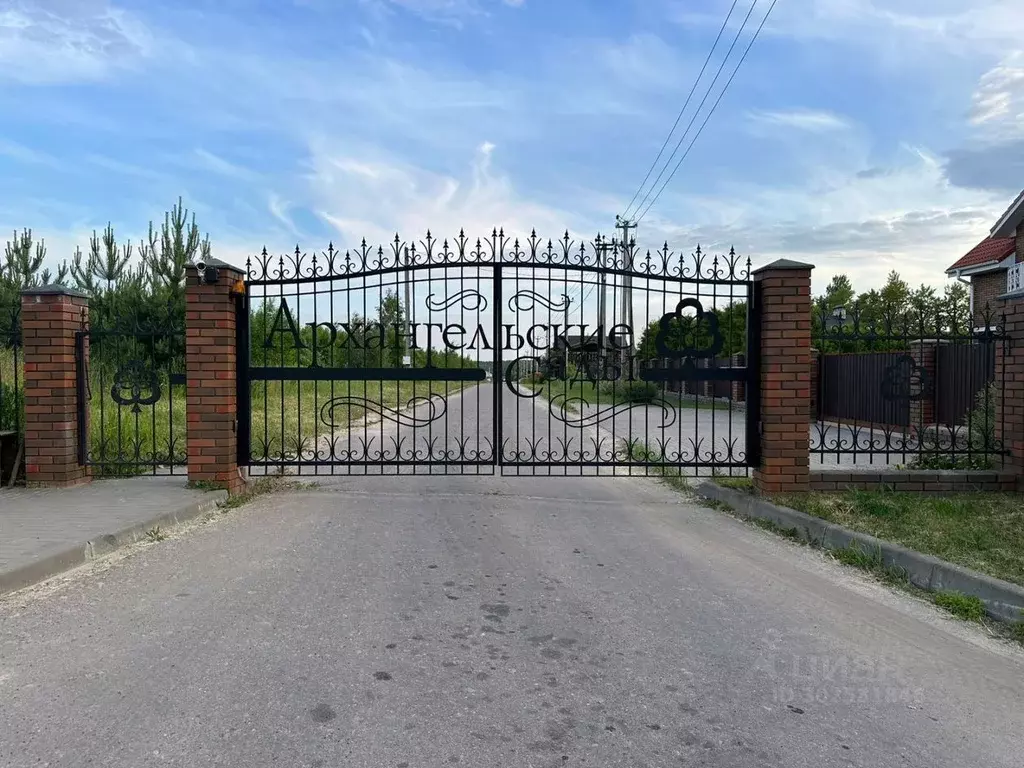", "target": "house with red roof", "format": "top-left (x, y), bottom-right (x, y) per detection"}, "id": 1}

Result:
top-left (946, 189), bottom-right (1024, 328)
